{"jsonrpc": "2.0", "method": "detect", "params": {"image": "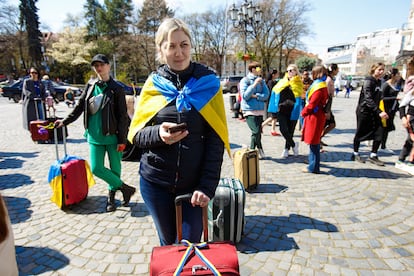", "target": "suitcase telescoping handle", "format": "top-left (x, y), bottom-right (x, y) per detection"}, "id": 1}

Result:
top-left (53, 126), bottom-right (67, 160)
top-left (175, 193), bottom-right (209, 242)
top-left (34, 97), bottom-right (45, 120)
